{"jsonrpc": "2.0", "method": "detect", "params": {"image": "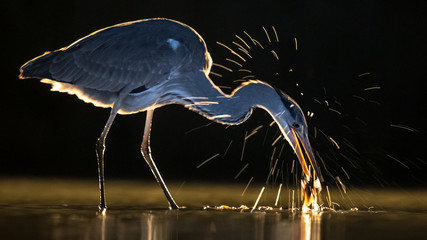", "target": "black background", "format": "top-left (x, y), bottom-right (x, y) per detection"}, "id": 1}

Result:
top-left (1, 0), bottom-right (426, 188)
